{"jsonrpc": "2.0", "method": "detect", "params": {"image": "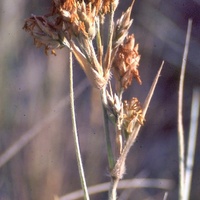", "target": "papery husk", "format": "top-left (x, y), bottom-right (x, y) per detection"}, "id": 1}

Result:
top-left (70, 41), bottom-right (109, 89)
